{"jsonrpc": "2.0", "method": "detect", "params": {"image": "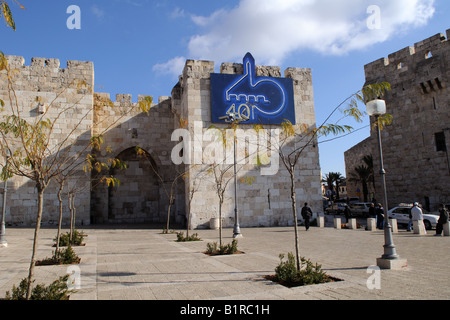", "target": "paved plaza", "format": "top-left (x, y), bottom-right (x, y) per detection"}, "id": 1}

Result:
top-left (1, 216), bottom-right (449, 302)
